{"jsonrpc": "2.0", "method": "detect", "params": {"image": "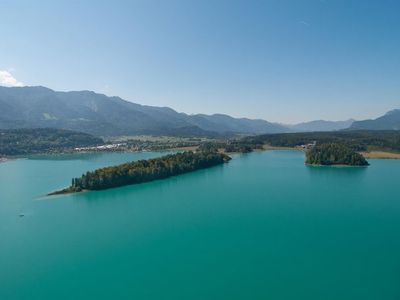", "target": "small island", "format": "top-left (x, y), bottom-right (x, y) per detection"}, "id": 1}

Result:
top-left (305, 143), bottom-right (369, 166)
top-left (49, 151), bottom-right (231, 195)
